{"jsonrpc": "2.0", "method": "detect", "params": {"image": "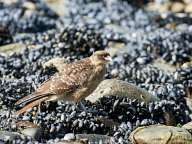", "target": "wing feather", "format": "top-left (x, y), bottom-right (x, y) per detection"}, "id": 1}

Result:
top-left (15, 57), bottom-right (95, 114)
